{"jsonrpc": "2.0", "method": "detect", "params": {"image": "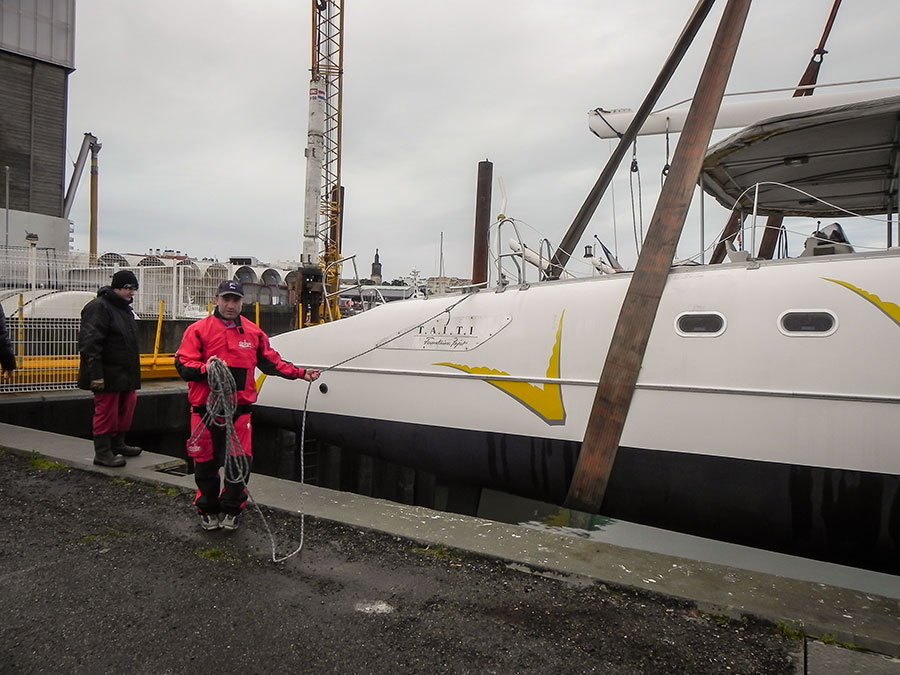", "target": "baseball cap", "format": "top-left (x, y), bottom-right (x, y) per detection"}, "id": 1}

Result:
top-left (217, 280), bottom-right (244, 297)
